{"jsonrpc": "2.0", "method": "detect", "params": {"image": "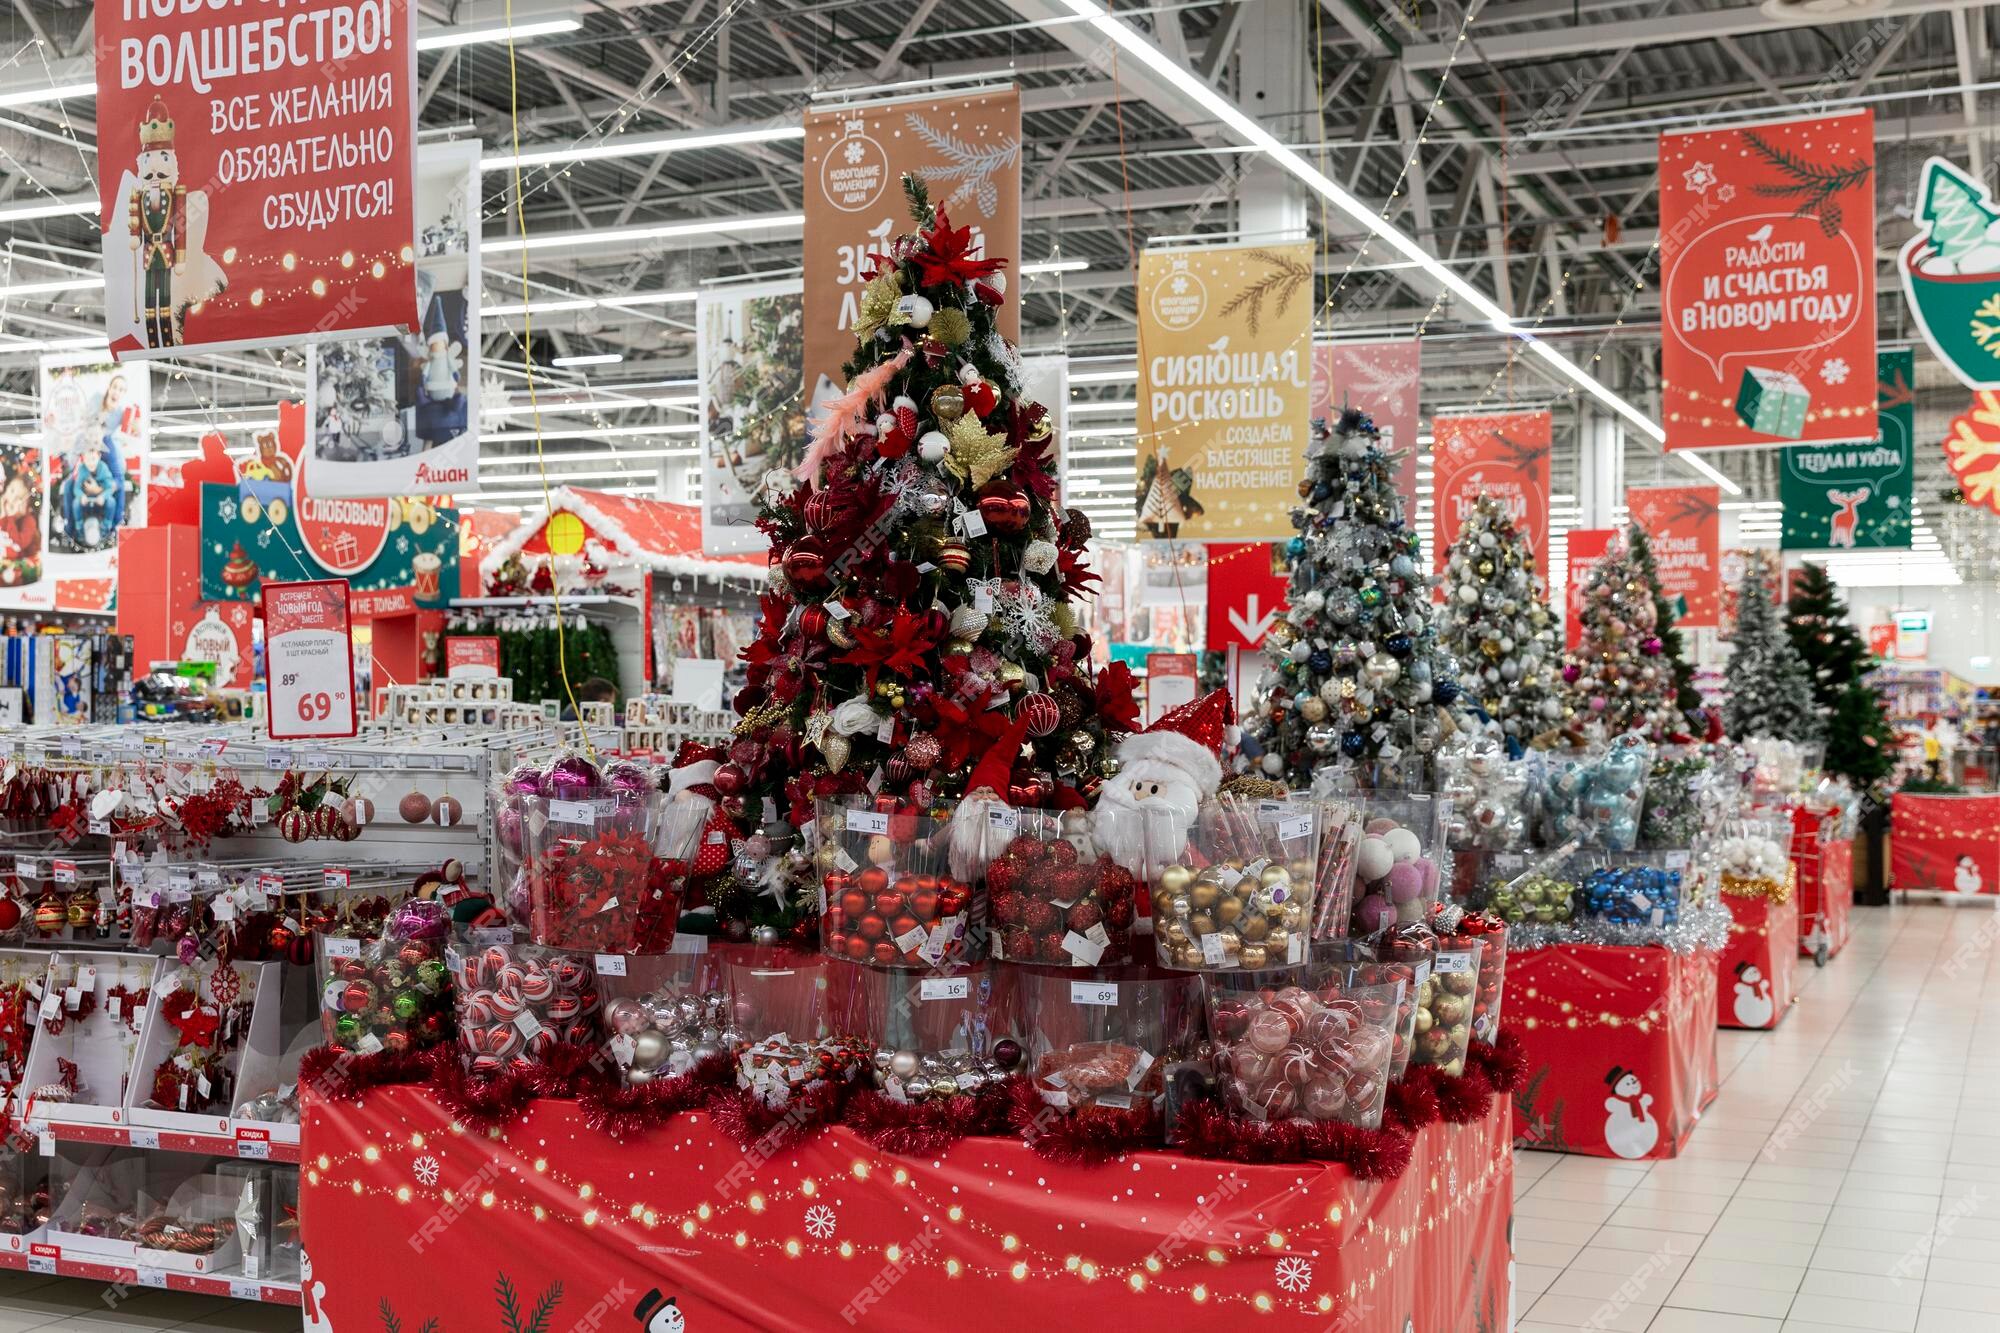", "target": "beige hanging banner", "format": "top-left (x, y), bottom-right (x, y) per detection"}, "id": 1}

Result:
top-left (1135, 242), bottom-right (1314, 541)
